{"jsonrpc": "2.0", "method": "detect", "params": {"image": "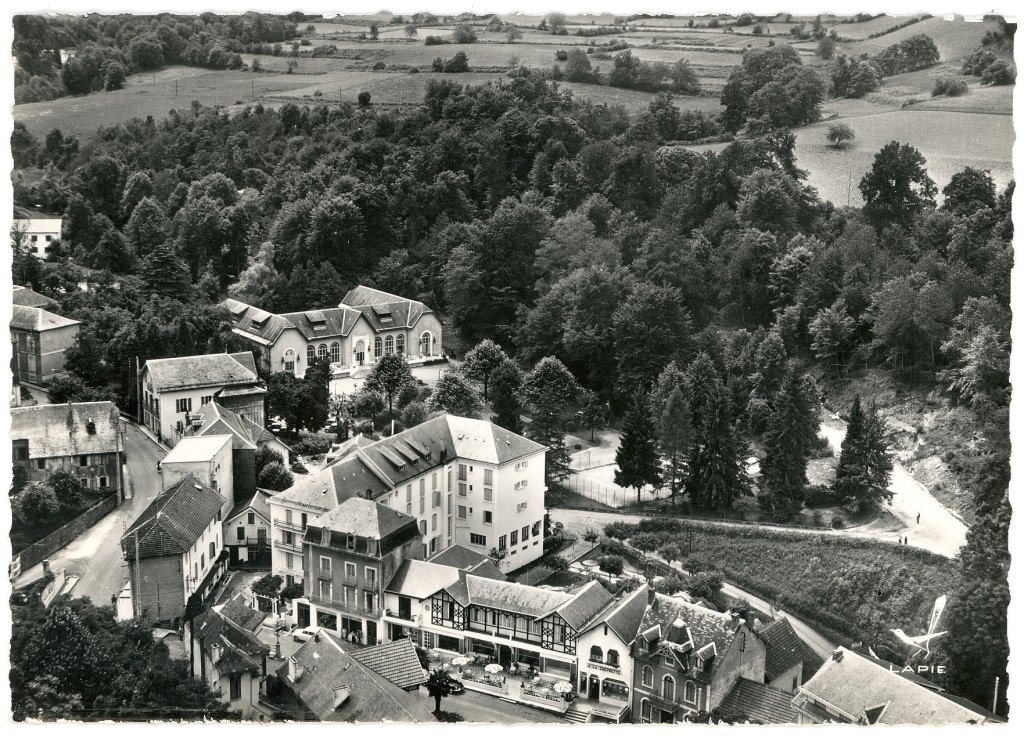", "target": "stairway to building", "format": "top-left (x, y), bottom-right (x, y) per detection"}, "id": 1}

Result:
top-left (564, 704), bottom-right (591, 724)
